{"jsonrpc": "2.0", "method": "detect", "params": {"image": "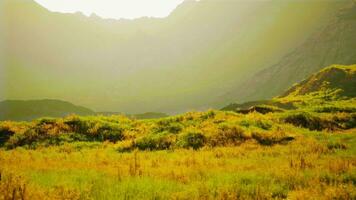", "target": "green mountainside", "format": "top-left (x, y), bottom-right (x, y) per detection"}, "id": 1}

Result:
top-left (226, 3), bottom-right (356, 103)
top-left (0, 0), bottom-right (349, 113)
top-left (281, 64), bottom-right (356, 98)
top-left (0, 99), bottom-right (95, 121)
top-left (222, 64), bottom-right (356, 112)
